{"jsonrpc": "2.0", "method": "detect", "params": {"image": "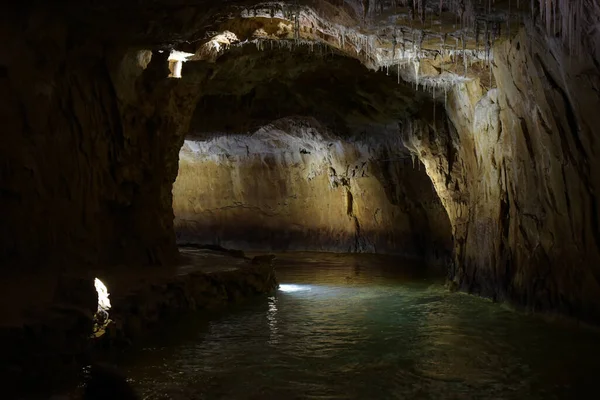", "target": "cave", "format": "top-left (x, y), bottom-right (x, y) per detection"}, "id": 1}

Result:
top-left (1, 0), bottom-right (600, 398)
top-left (172, 46), bottom-right (452, 259)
